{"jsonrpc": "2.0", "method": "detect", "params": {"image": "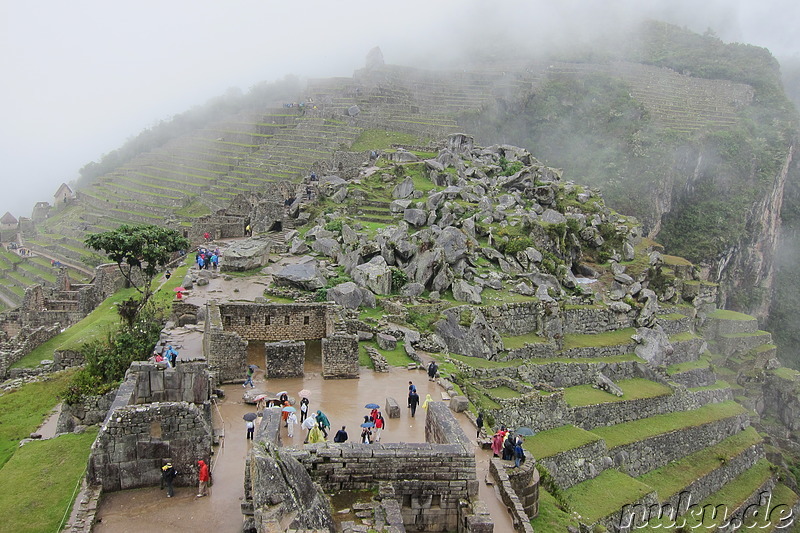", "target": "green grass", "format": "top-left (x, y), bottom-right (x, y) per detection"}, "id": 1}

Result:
top-left (502, 332), bottom-right (548, 349)
top-left (637, 426), bottom-right (762, 499)
top-left (350, 129), bottom-right (419, 151)
top-left (565, 469), bottom-right (653, 523)
top-left (666, 356), bottom-right (710, 375)
top-left (359, 340), bottom-right (414, 367)
top-left (563, 378), bottom-right (673, 407)
top-left (0, 370), bottom-right (75, 469)
top-left (525, 425), bottom-right (602, 459)
top-left (688, 379), bottom-right (730, 392)
top-left (486, 385), bottom-right (522, 399)
top-left (448, 353), bottom-right (525, 369)
top-left (648, 460), bottom-right (773, 530)
top-left (770, 366), bottom-right (800, 380)
top-left (708, 309), bottom-right (756, 321)
top-left (526, 353), bottom-right (641, 366)
top-left (661, 254), bottom-right (693, 266)
top-left (562, 327), bottom-right (636, 350)
top-left (0, 428), bottom-right (98, 533)
top-left (592, 401), bottom-right (746, 449)
top-left (530, 489), bottom-right (581, 532)
top-left (669, 331), bottom-right (699, 342)
top-left (12, 265), bottom-right (188, 368)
